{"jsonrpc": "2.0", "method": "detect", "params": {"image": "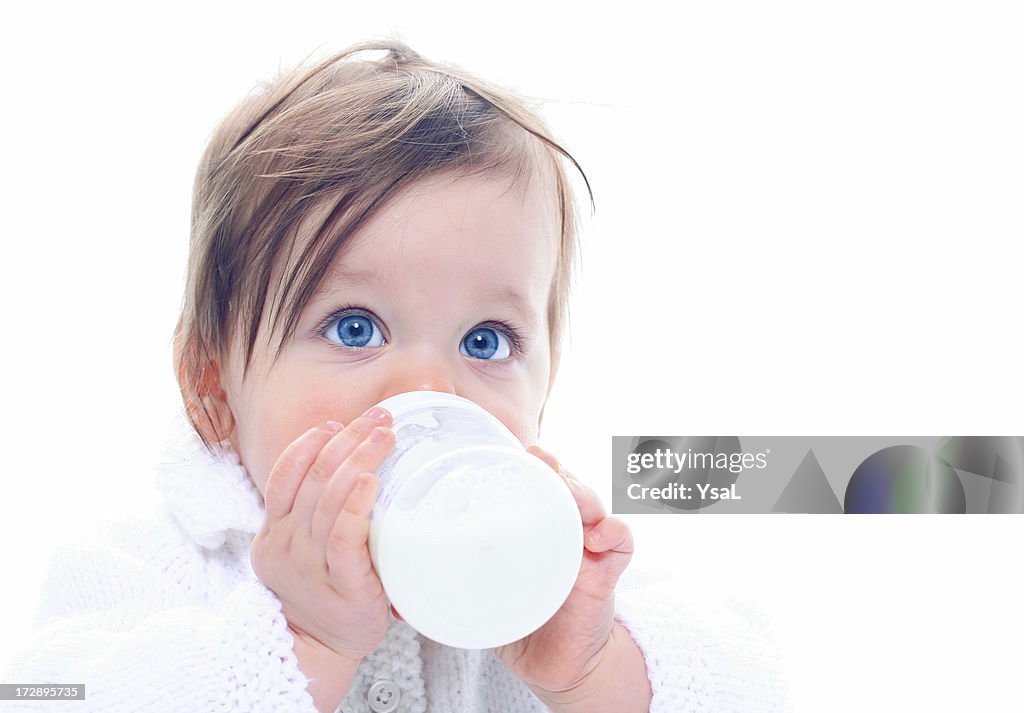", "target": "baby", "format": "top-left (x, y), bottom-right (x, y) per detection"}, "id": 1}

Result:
top-left (177, 39), bottom-right (645, 712)
top-left (7, 41), bottom-right (786, 713)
